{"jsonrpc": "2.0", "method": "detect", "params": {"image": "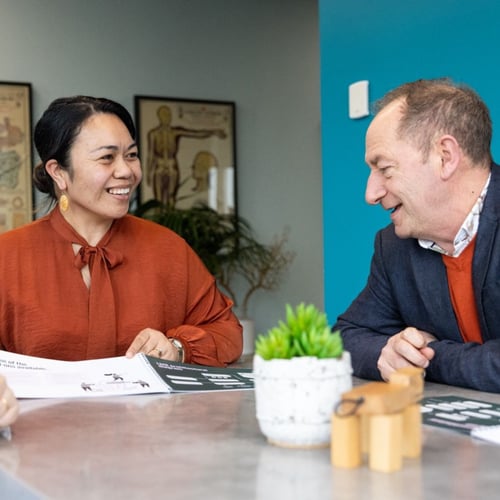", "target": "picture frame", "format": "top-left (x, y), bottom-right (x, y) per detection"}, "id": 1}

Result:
top-left (134, 96), bottom-right (237, 214)
top-left (0, 81), bottom-right (33, 233)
